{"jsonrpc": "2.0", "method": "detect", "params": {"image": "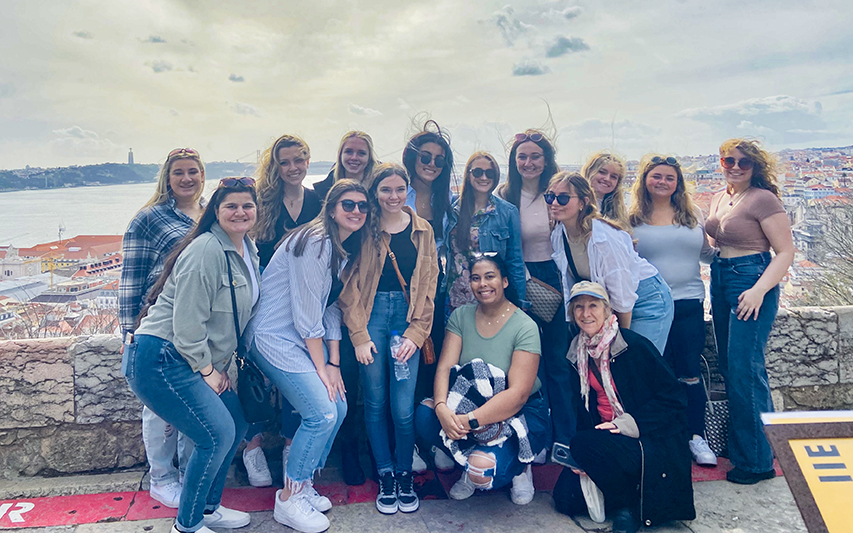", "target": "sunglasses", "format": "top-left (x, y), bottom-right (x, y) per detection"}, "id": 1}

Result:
top-left (339, 199), bottom-right (370, 213)
top-left (168, 148), bottom-right (198, 159)
top-left (469, 167), bottom-right (497, 181)
top-left (418, 152), bottom-right (446, 168)
top-left (544, 192), bottom-right (577, 206)
top-left (515, 132), bottom-right (544, 143)
top-left (651, 156), bottom-right (679, 167)
top-left (219, 177), bottom-right (255, 188)
top-left (720, 157), bottom-right (754, 170)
